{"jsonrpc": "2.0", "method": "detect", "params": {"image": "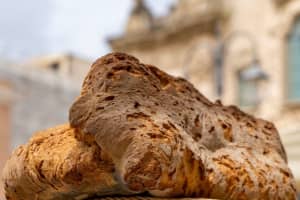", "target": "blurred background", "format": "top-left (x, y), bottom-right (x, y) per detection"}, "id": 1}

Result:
top-left (1, 0), bottom-right (300, 198)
